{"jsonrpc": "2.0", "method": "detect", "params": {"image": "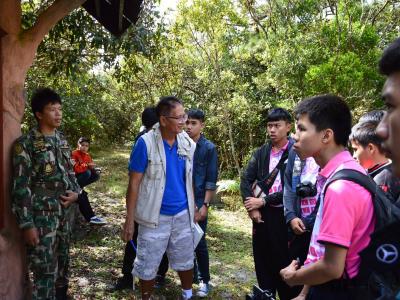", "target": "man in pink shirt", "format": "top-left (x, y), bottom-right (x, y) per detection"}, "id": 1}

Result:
top-left (280, 95), bottom-right (375, 300)
top-left (241, 108), bottom-right (298, 300)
